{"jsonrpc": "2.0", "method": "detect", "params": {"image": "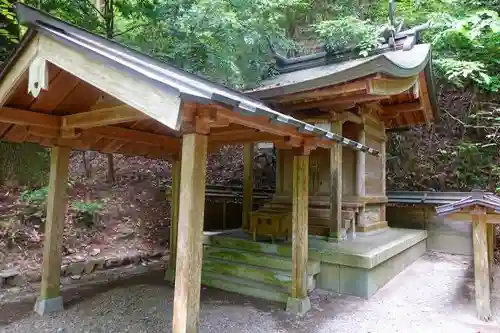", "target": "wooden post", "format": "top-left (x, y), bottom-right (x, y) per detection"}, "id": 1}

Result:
top-left (329, 121), bottom-right (344, 241)
top-left (487, 223), bottom-right (494, 289)
top-left (355, 124), bottom-right (366, 232)
top-left (286, 152), bottom-right (311, 315)
top-left (242, 143), bottom-right (253, 230)
top-left (34, 146), bottom-right (70, 315)
top-left (172, 133), bottom-right (208, 333)
top-left (380, 137), bottom-right (387, 221)
top-left (165, 158), bottom-right (181, 281)
top-left (275, 147), bottom-right (282, 194)
top-left (472, 207), bottom-right (492, 321)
